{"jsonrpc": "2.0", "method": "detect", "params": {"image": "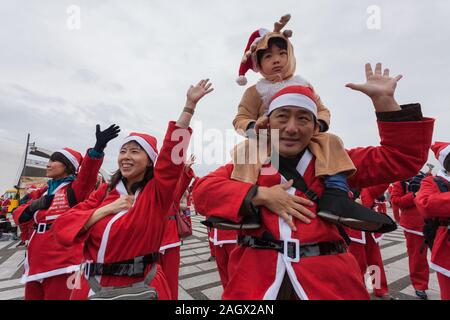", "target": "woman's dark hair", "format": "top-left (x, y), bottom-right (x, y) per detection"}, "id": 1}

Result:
top-left (109, 162), bottom-right (154, 195)
top-left (256, 37), bottom-right (288, 68)
top-left (50, 152), bottom-right (76, 176)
